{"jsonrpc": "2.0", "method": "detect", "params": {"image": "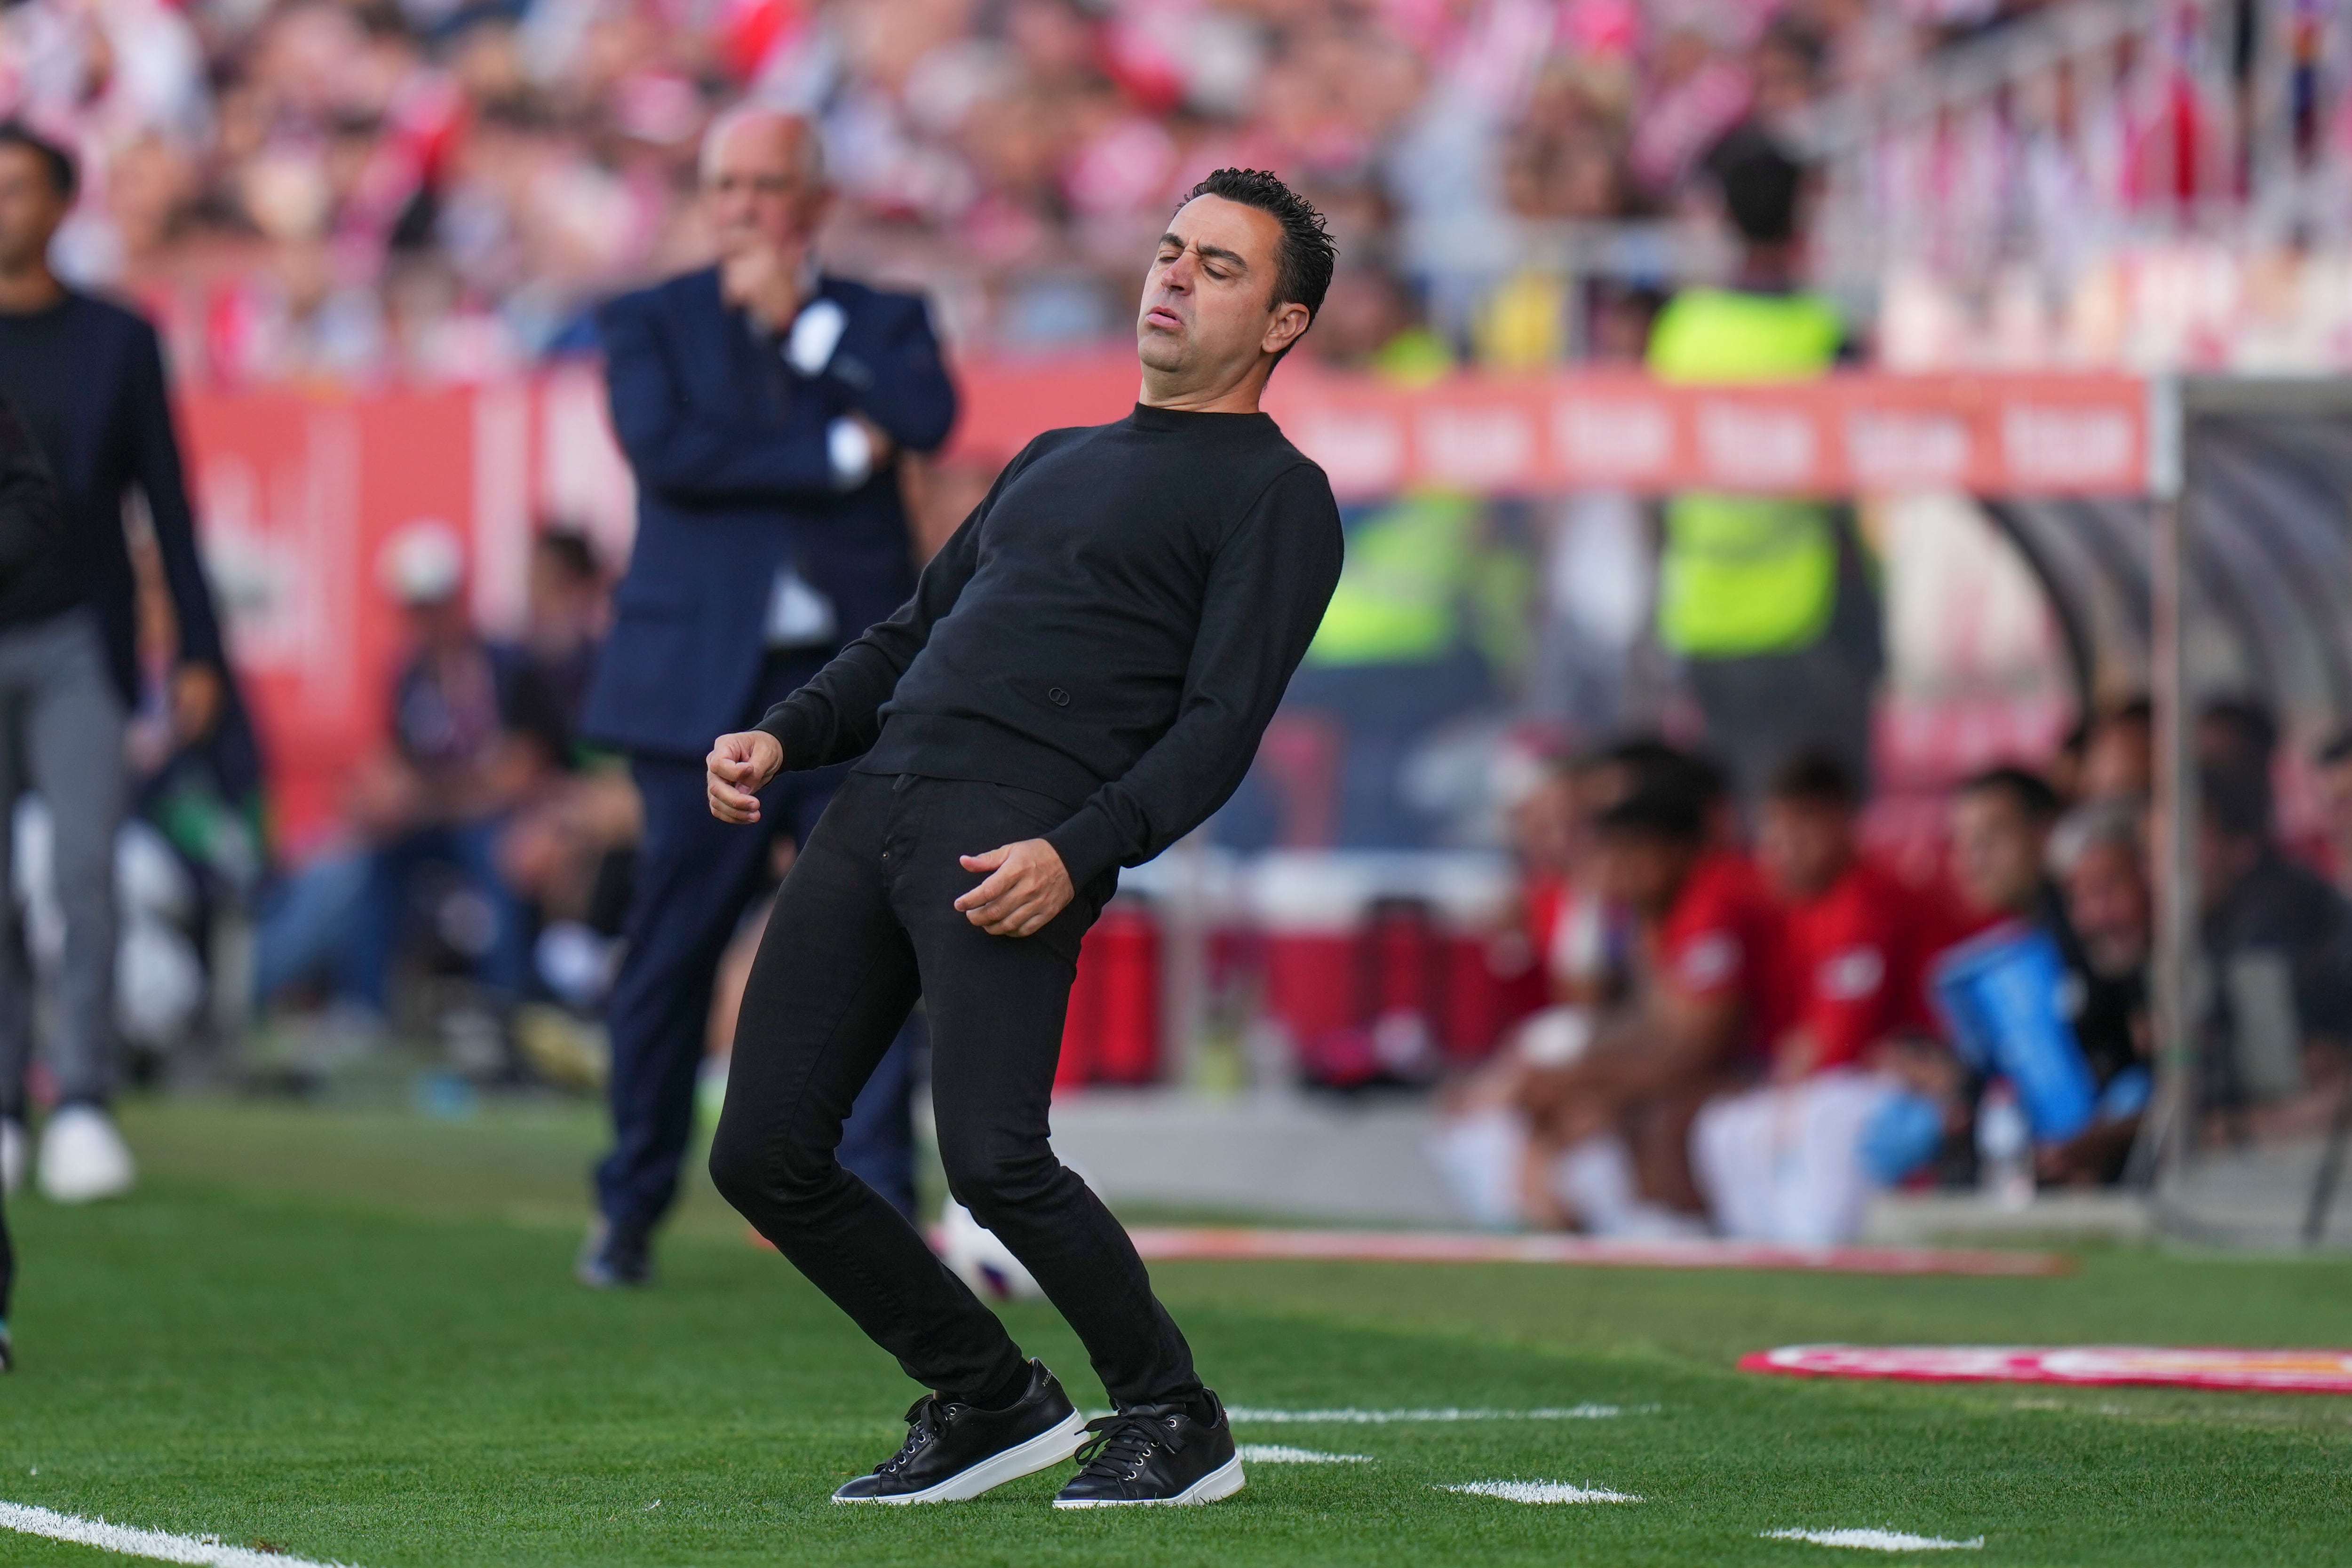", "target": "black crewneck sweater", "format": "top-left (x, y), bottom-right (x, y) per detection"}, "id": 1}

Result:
top-left (757, 403), bottom-right (1343, 885)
